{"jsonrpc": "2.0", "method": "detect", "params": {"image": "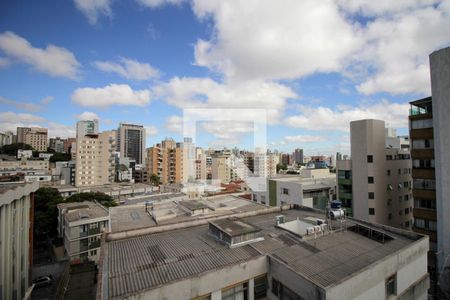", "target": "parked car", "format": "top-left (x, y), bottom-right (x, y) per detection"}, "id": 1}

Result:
top-left (32, 275), bottom-right (53, 288)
